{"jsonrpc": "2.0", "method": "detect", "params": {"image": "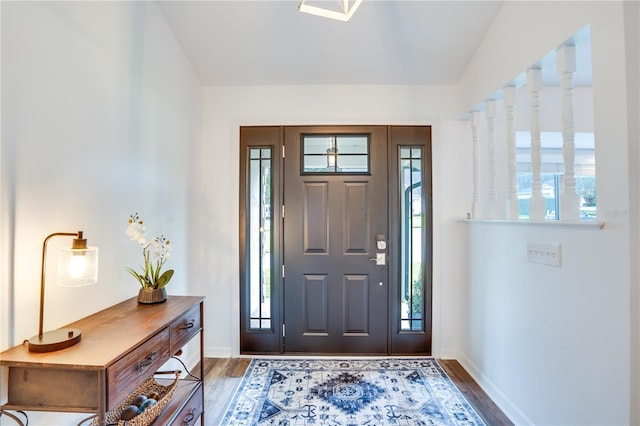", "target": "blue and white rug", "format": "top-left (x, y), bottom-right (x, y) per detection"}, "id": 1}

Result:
top-left (221, 358), bottom-right (486, 425)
